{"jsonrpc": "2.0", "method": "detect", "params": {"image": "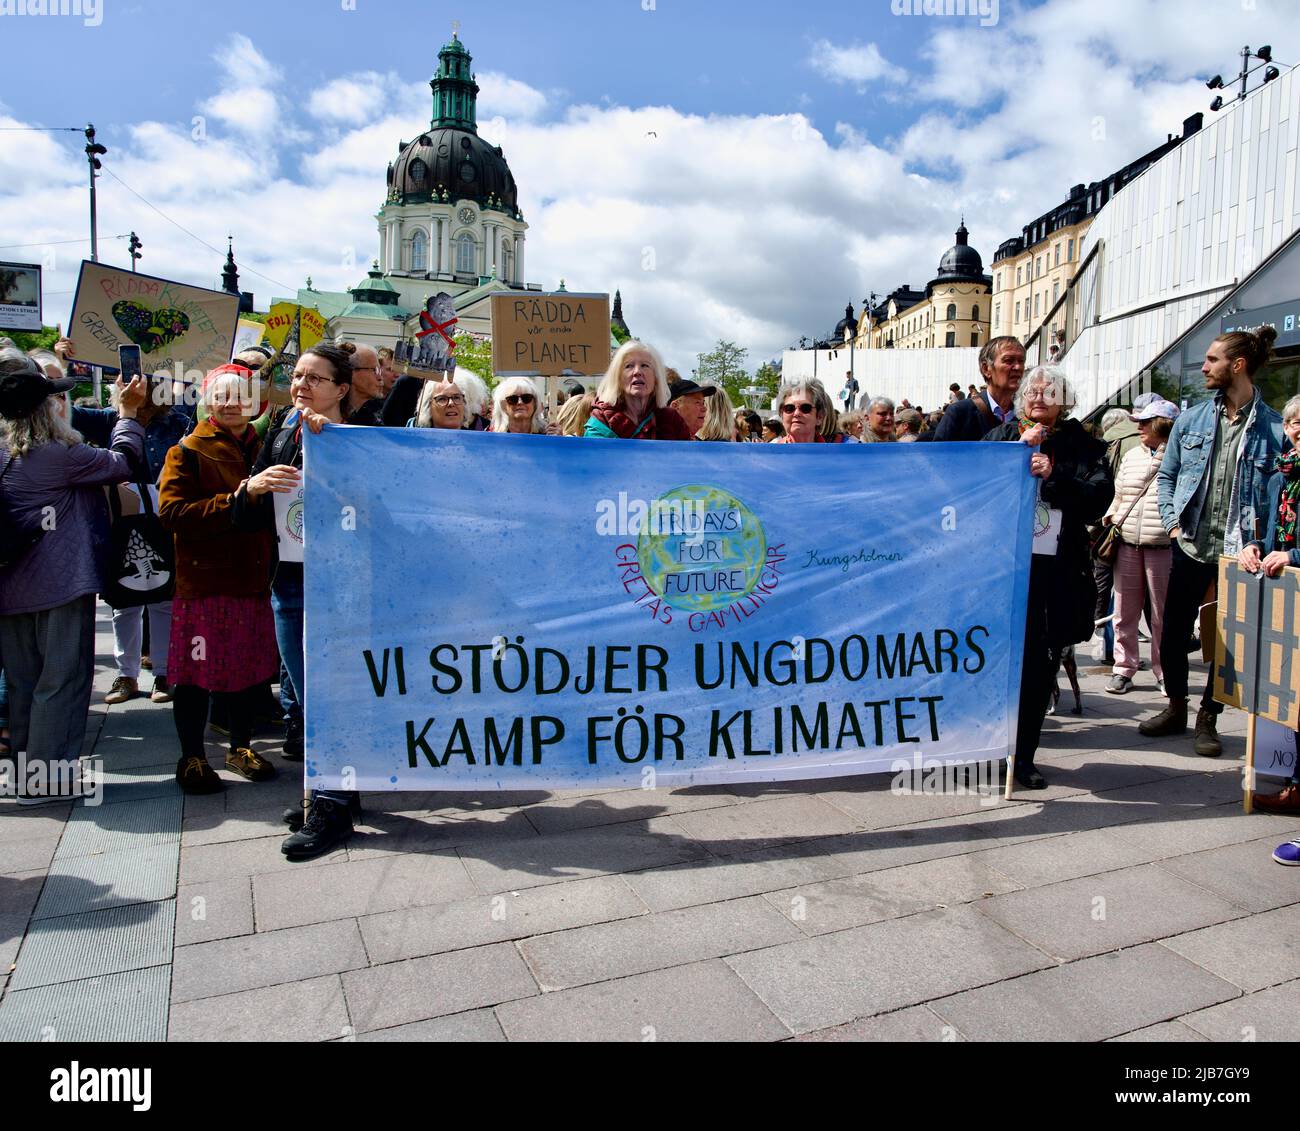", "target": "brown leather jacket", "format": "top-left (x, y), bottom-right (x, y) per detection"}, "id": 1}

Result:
top-left (157, 420), bottom-right (273, 599)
